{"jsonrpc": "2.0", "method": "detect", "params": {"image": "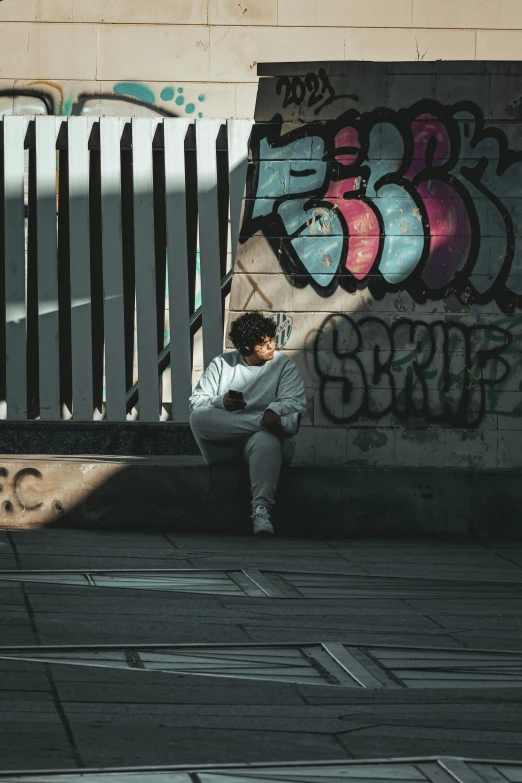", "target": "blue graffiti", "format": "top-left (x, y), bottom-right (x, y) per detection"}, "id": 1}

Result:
top-left (241, 100), bottom-right (522, 312)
